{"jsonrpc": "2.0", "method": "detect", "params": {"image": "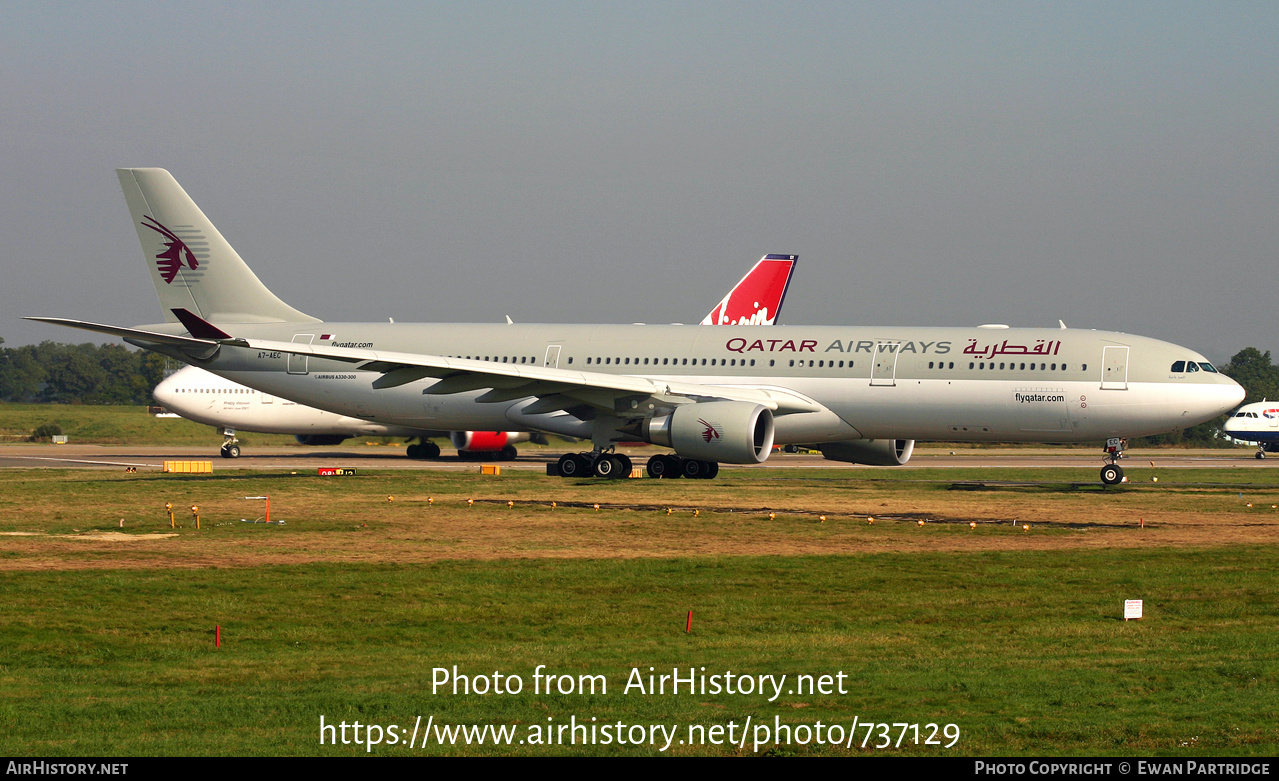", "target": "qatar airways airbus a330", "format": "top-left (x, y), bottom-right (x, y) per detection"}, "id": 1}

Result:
top-left (31, 169), bottom-right (1242, 484)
